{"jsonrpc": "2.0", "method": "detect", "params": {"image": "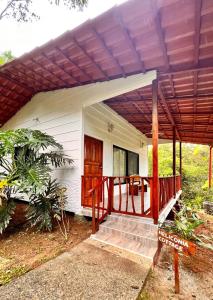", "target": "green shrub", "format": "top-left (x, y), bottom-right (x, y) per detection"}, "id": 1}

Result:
top-left (0, 129), bottom-right (72, 233)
